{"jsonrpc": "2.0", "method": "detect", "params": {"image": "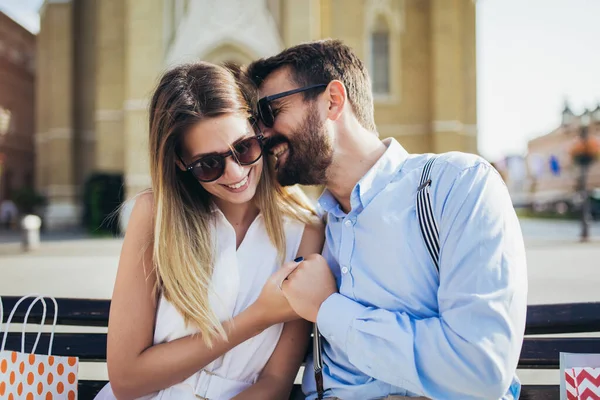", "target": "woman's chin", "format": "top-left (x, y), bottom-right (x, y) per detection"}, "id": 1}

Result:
top-left (221, 186), bottom-right (258, 205)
